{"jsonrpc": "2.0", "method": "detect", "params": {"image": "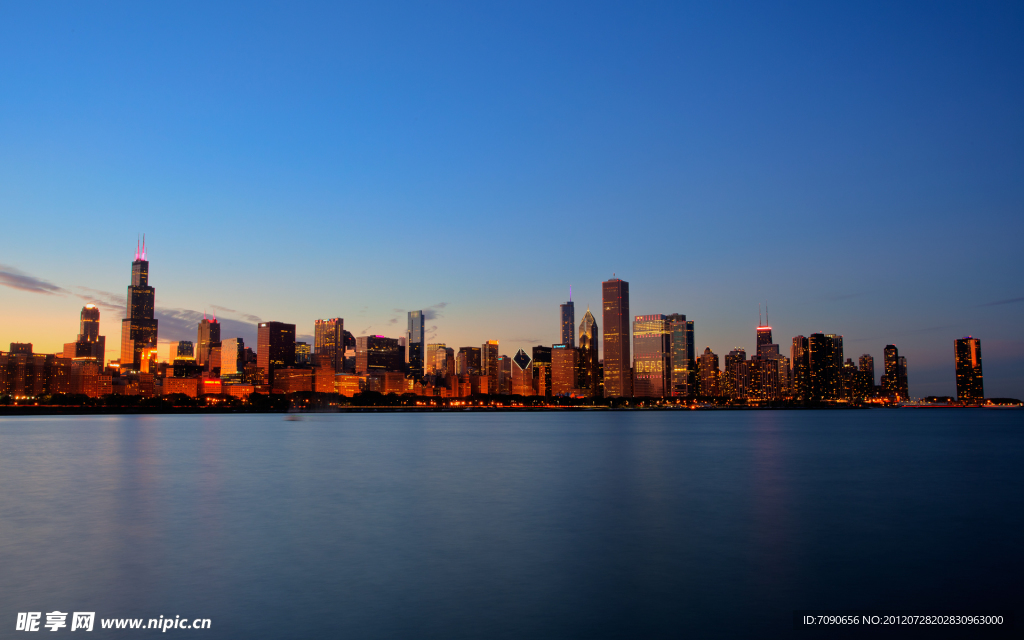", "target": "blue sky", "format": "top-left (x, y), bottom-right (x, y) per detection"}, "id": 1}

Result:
top-left (1, 1), bottom-right (1022, 397)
